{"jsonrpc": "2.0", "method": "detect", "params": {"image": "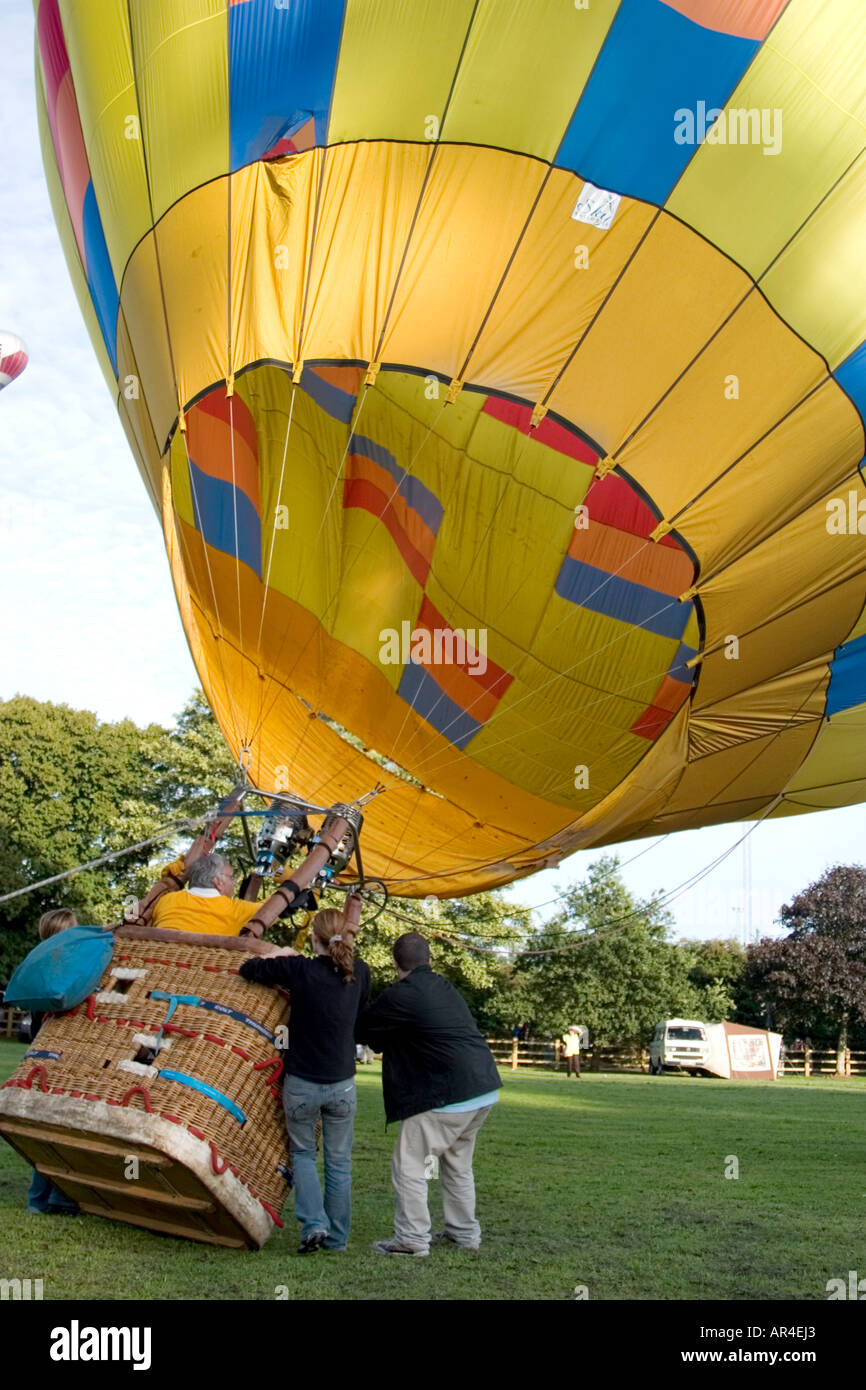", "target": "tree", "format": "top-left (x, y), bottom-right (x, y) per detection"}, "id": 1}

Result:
top-left (679, 937), bottom-right (747, 1023)
top-left (0, 691), bottom-right (248, 982)
top-left (0, 696), bottom-right (176, 980)
top-left (355, 890), bottom-right (531, 1023)
top-left (743, 865), bottom-right (866, 1070)
top-left (513, 856), bottom-right (697, 1046)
